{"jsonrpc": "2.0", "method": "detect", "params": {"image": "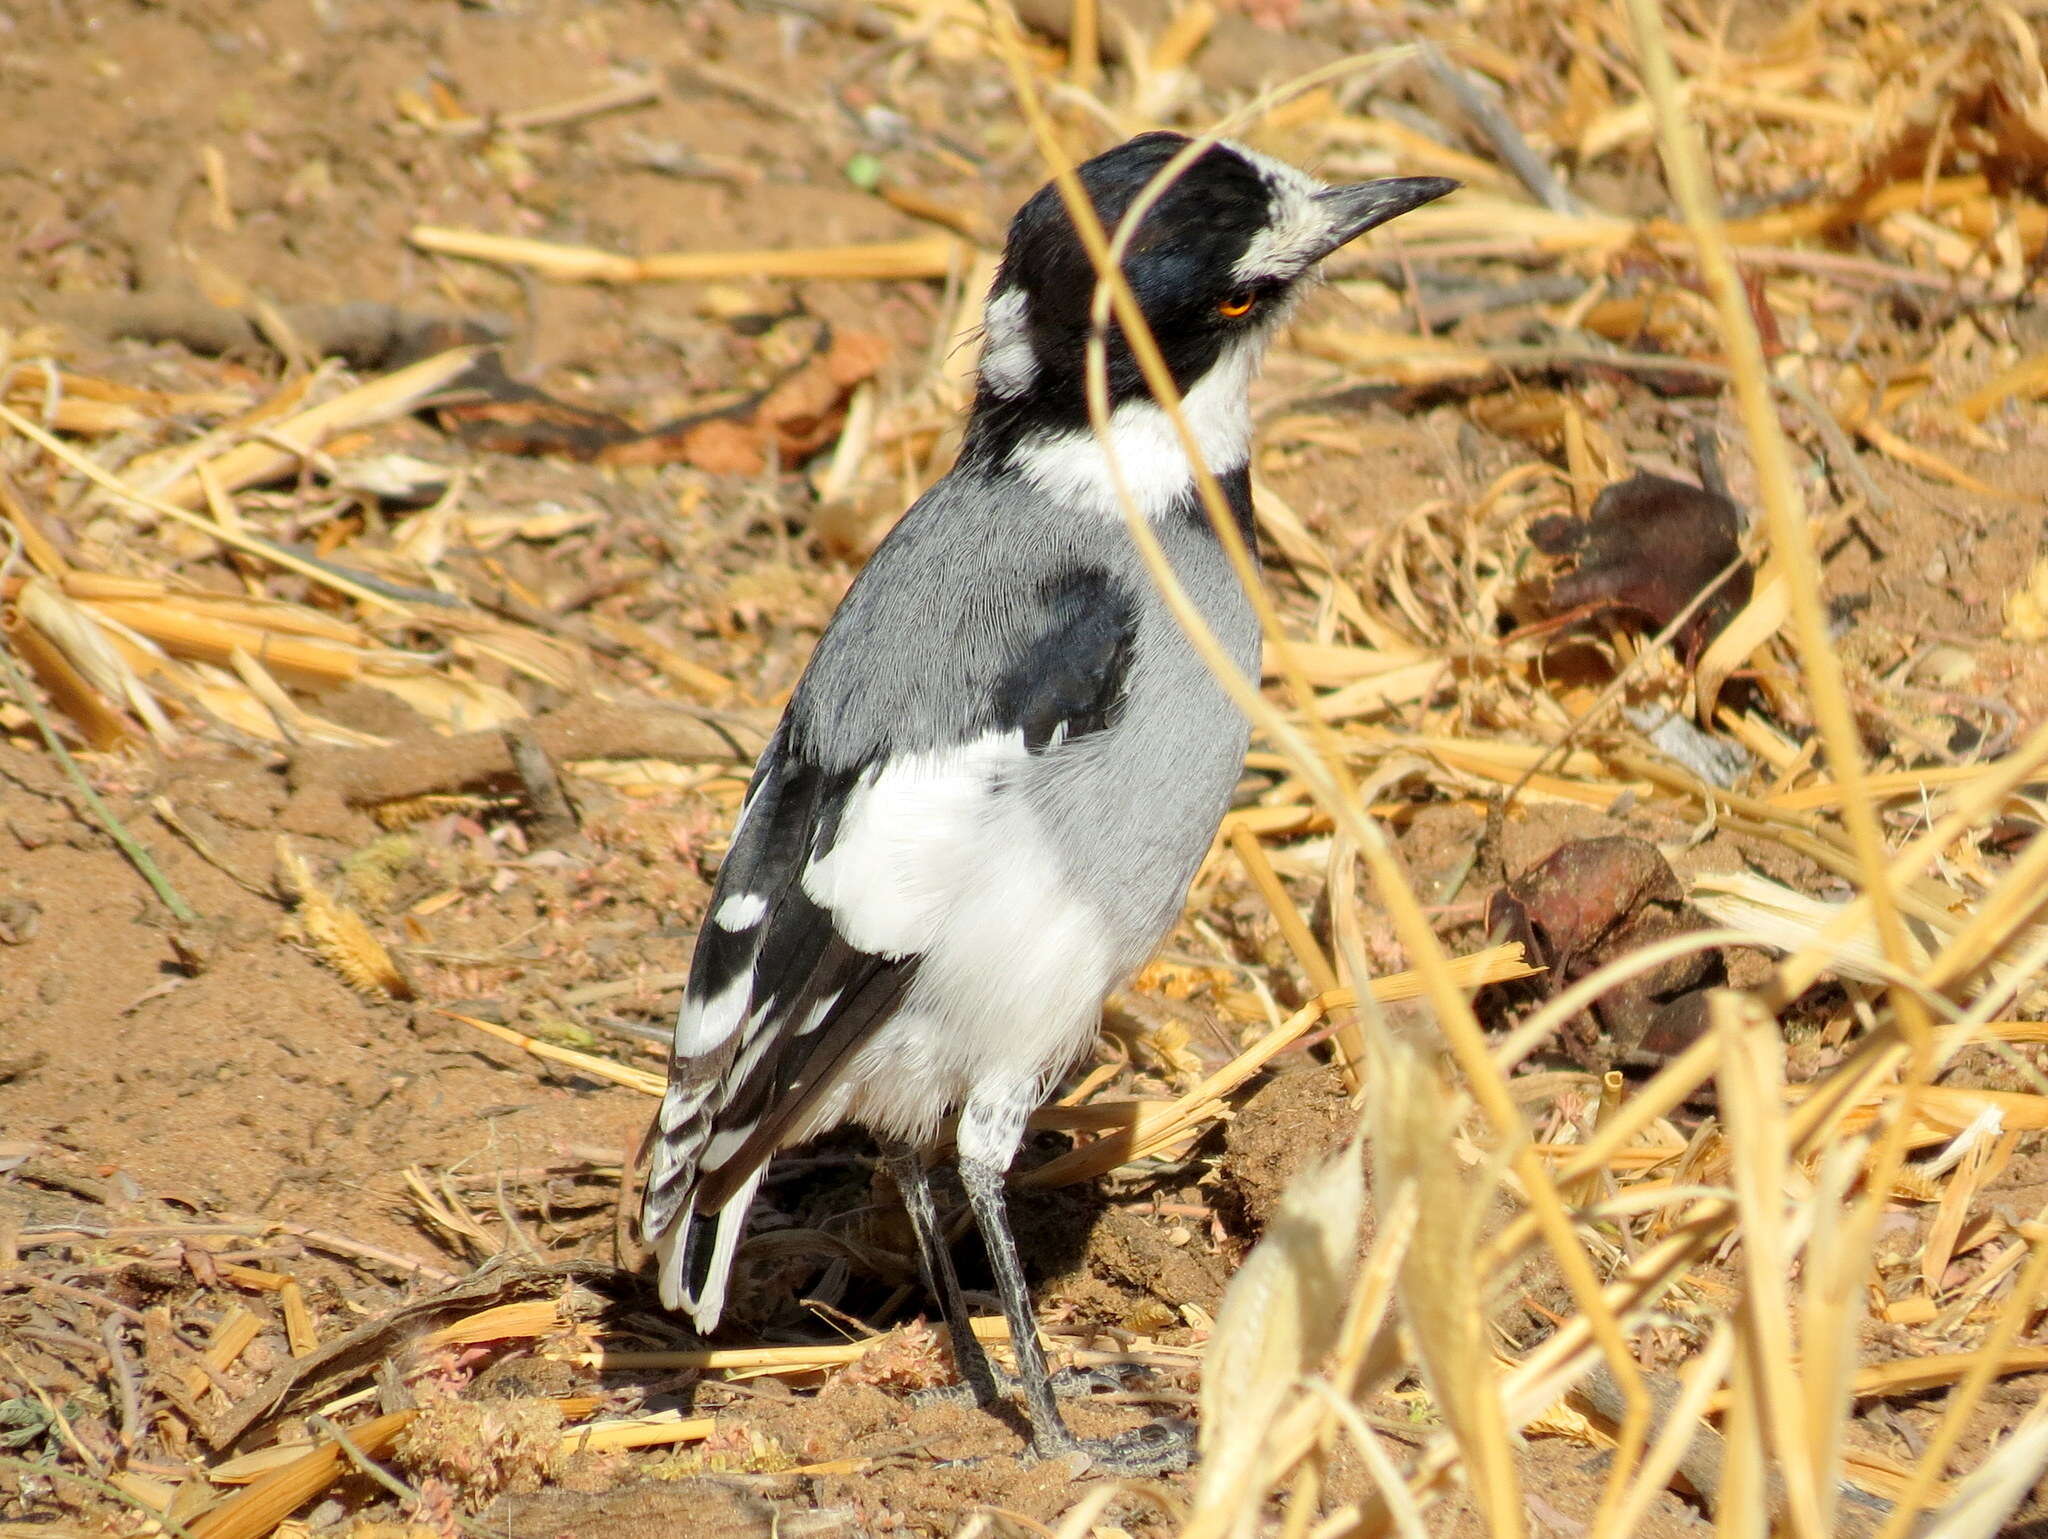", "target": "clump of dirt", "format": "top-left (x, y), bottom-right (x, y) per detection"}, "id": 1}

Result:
top-left (397, 1396), bottom-right (568, 1509)
top-left (1216, 1063), bottom-right (1359, 1239)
